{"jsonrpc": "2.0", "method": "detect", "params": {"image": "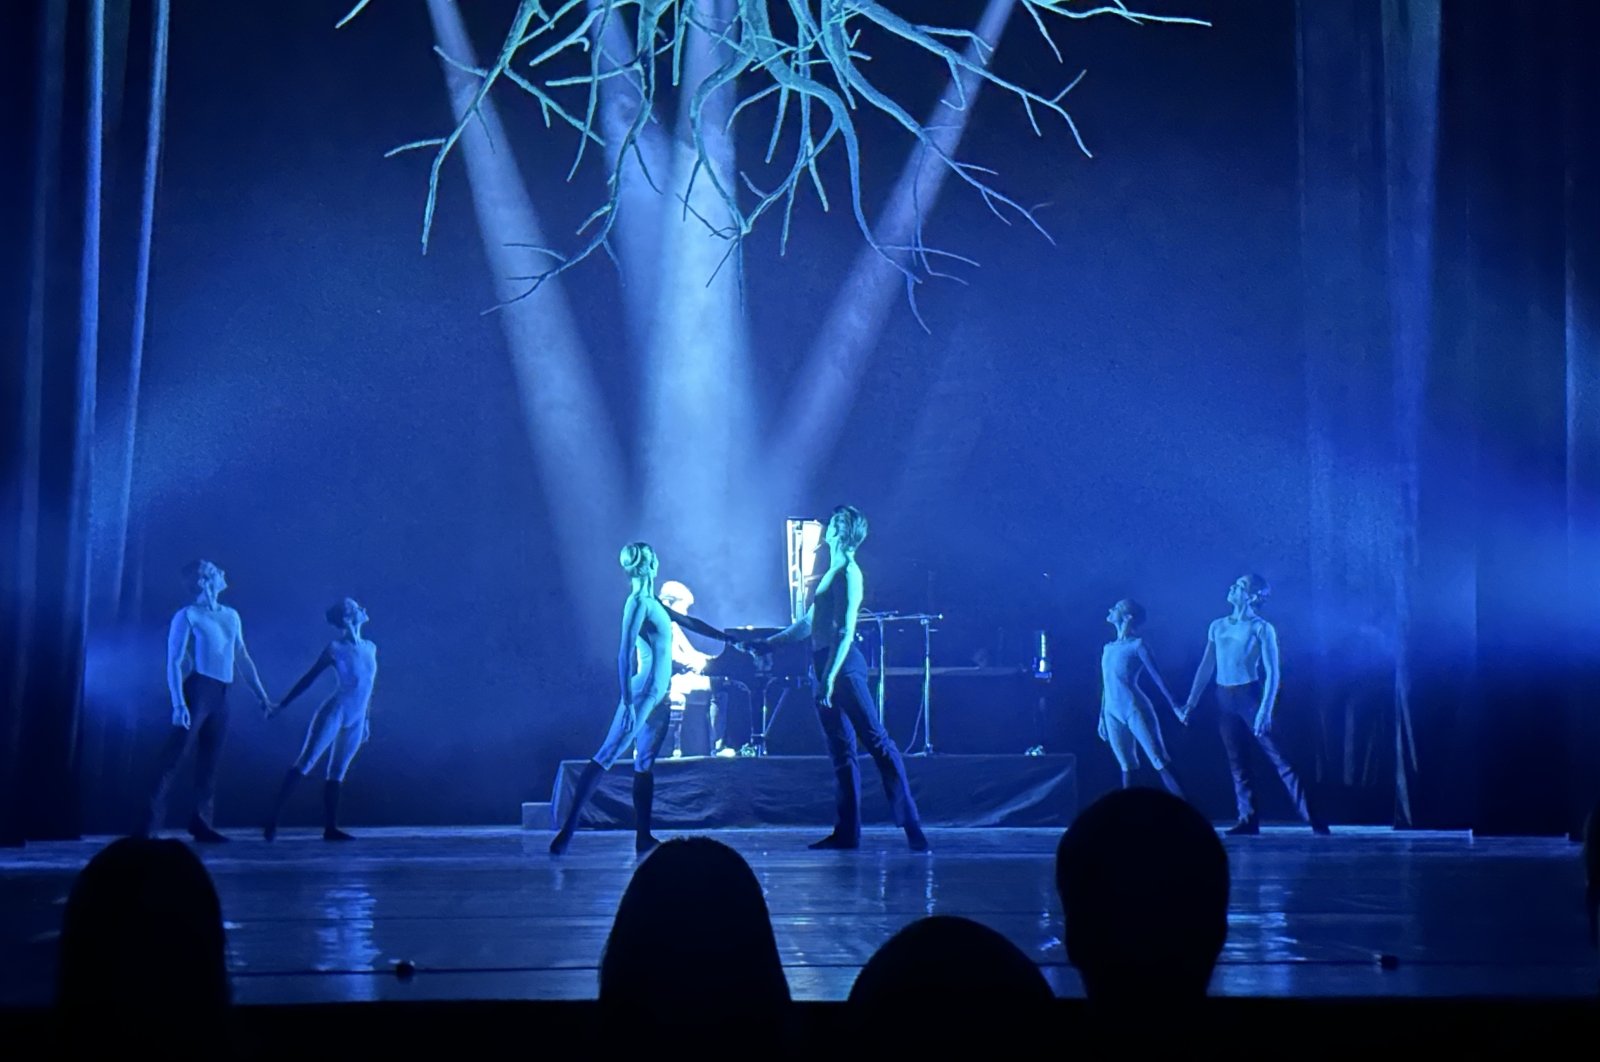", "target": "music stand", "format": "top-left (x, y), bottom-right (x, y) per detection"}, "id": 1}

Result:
top-left (861, 610), bottom-right (941, 756)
